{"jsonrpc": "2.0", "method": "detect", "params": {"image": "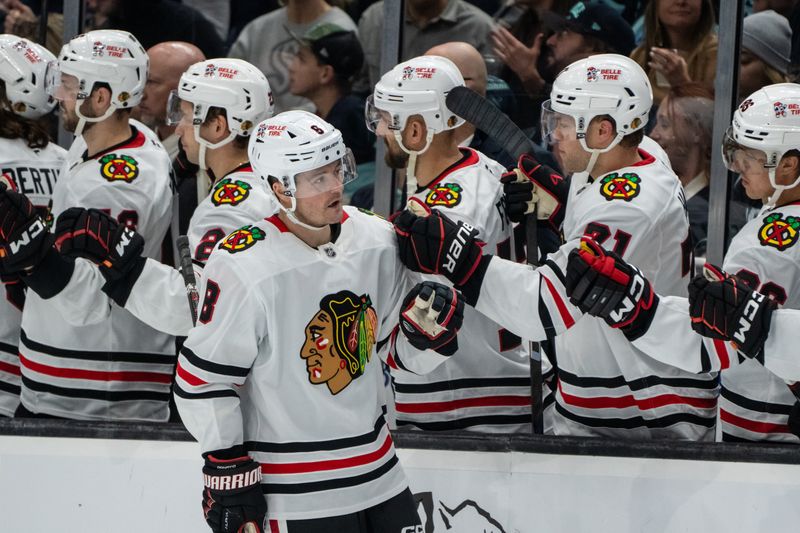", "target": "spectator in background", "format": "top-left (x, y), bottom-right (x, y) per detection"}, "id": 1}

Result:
top-left (358, 0), bottom-right (494, 88)
top-left (753, 0), bottom-right (797, 18)
top-left (134, 41), bottom-right (205, 235)
top-left (490, 1), bottom-right (635, 130)
top-left (2, 0), bottom-right (63, 54)
top-left (288, 23), bottom-right (374, 164)
top-left (181, 0), bottom-right (229, 42)
top-left (229, 0), bottom-right (356, 113)
top-left (650, 83), bottom-right (714, 255)
top-left (86, 0), bottom-right (225, 59)
top-left (739, 10), bottom-right (791, 102)
top-left (630, 0), bottom-right (717, 105)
